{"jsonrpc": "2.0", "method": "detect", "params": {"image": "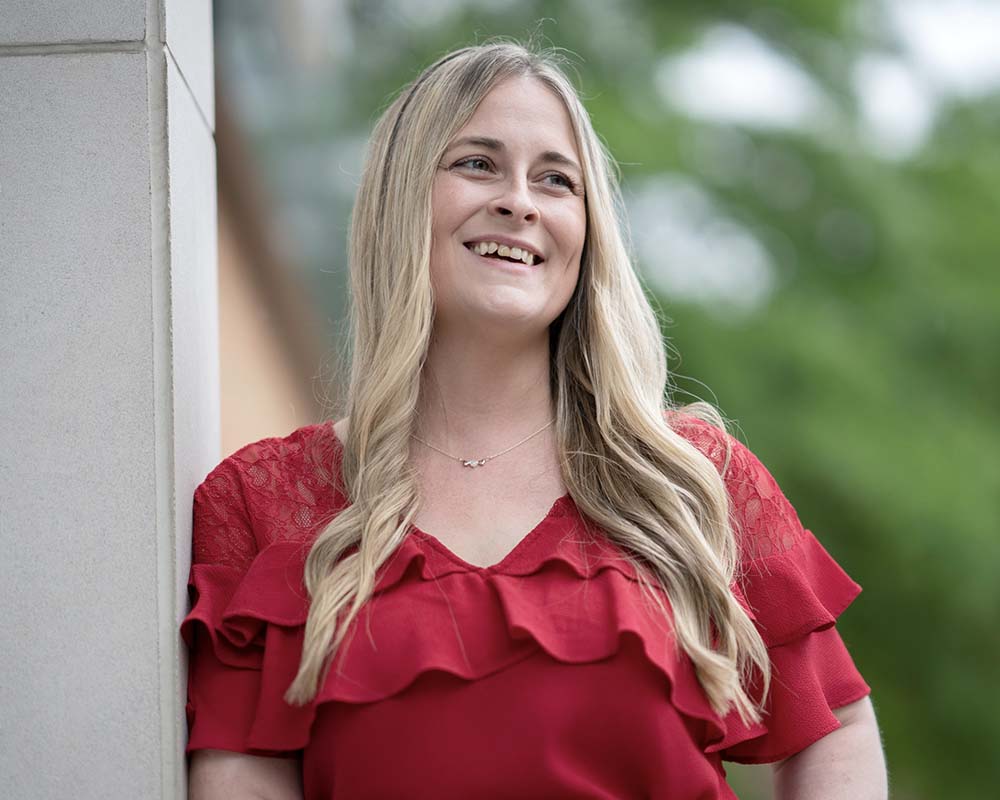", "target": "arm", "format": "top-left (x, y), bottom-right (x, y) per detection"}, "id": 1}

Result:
top-left (189, 749), bottom-right (303, 800)
top-left (771, 696), bottom-right (888, 800)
